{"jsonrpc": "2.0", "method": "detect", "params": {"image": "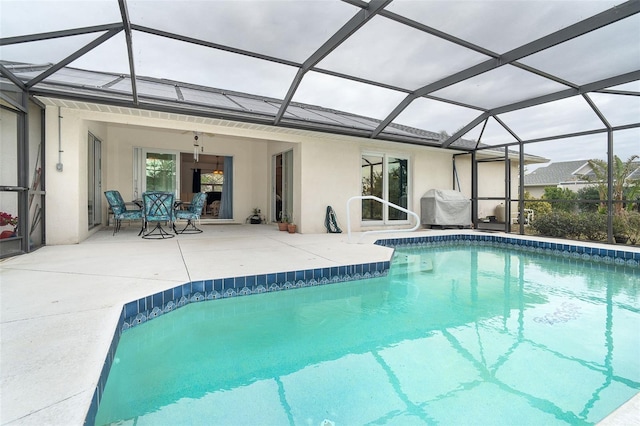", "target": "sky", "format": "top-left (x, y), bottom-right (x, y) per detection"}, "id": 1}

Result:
top-left (1, 0), bottom-right (638, 168)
